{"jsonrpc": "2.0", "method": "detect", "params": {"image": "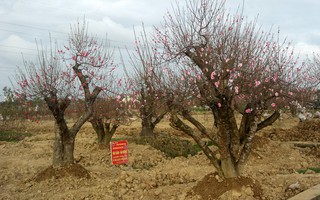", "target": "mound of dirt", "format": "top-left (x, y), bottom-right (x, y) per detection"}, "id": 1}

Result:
top-left (265, 119), bottom-right (320, 142)
top-left (191, 173), bottom-right (262, 200)
top-left (33, 164), bottom-right (90, 182)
